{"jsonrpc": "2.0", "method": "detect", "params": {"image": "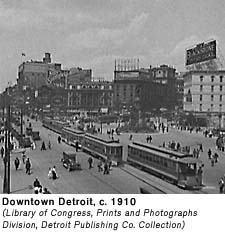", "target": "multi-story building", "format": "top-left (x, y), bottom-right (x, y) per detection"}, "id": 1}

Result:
top-left (113, 65), bottom-right (176, 114)
top-left (151, 65), bottom-right (177, 110)
top-left (67, 81), bottom-right (113, 115)
top-left (67, 67), bottom-right (92, 85)
top-left (183, 70), bottom-right (225, 127)
top-left (113, 68), bottom-right (152, 112)
top-left (17, 53), bottom-right (61, 90)
top-left (175, 72), bottom-right (185, 110)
